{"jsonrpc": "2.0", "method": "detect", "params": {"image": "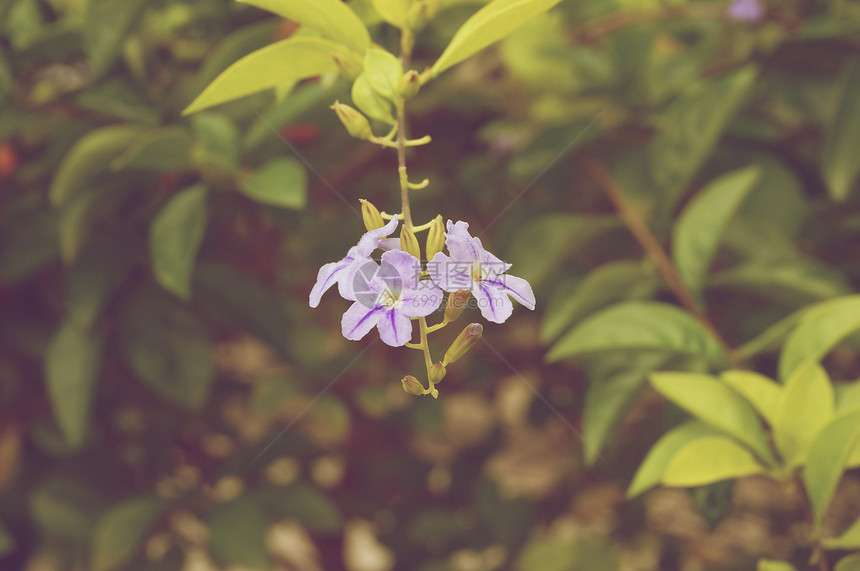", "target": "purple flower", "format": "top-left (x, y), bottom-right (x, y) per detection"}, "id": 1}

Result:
top-left (728, 0), bottom-right (764, 22)
top-left (428, 220), bottom-right (535, 324)
top-left (341, 250), bottom-right (443, 346)
top-left (309, 217), bottom-right (399, 308)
